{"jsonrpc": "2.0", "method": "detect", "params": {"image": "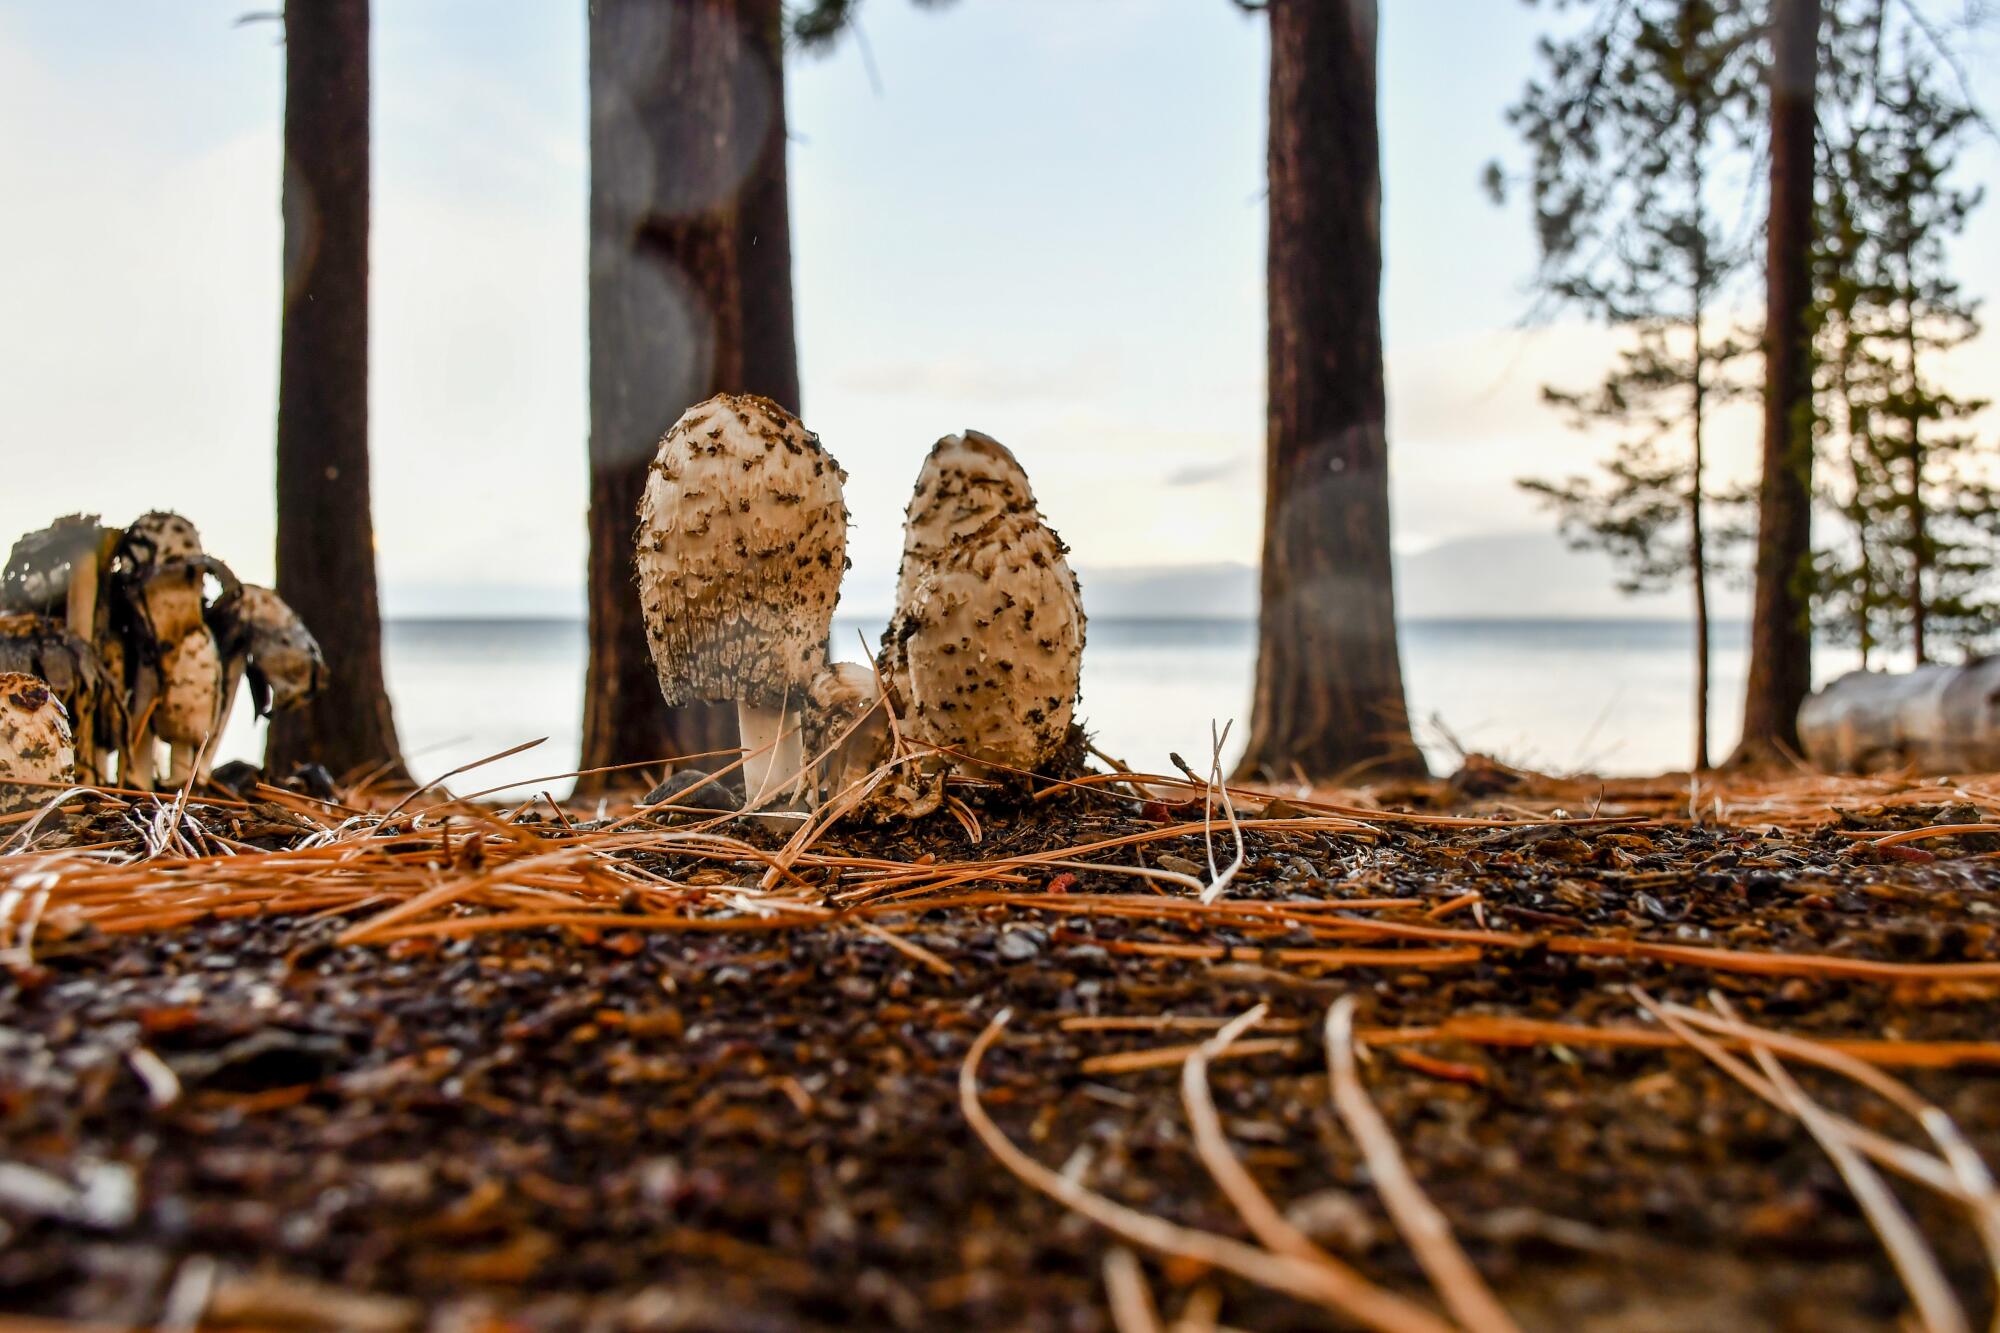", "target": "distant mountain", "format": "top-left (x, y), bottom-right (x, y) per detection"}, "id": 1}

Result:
top-left (1075, 532), bottom-right (1745, 622)
top-left (386, 531), bottom-right (1746, 623)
